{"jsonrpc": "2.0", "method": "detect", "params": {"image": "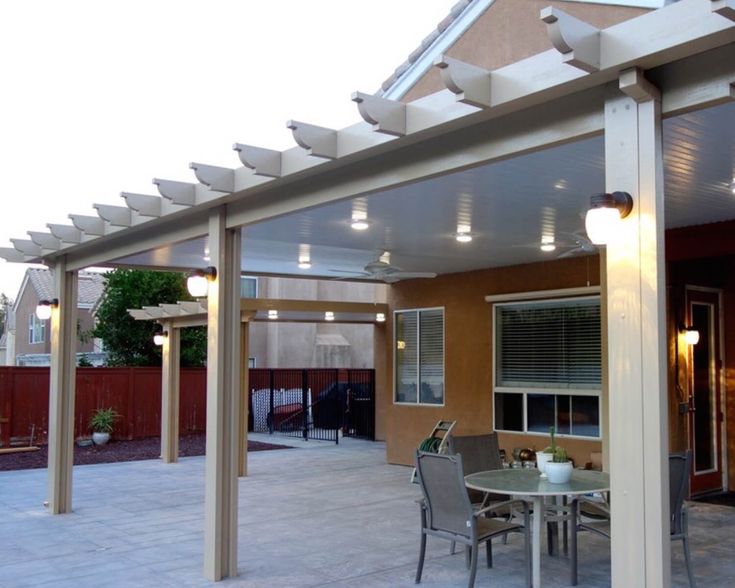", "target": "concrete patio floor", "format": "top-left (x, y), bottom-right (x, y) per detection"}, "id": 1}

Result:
top-left (1, 435), bottom-right (733, 588)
